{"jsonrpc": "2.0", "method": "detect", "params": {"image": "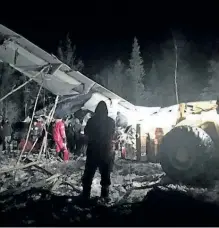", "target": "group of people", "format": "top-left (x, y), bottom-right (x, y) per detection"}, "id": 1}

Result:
top-left (0, 103), bottom-right (126, 201)
top-left (65, 113), bottom-right (91, 156)
top-left (51, 112), bottom-right (92, 162)
top-left (0, 115), bottom-right (12, 152)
